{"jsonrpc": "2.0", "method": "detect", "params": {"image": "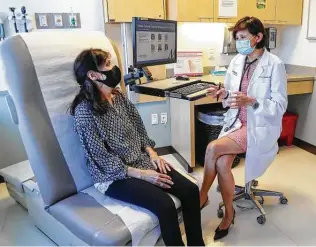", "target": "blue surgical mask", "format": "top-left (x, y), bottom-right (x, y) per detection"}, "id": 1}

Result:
top-left (236, 37), bottom-right (256, 55)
